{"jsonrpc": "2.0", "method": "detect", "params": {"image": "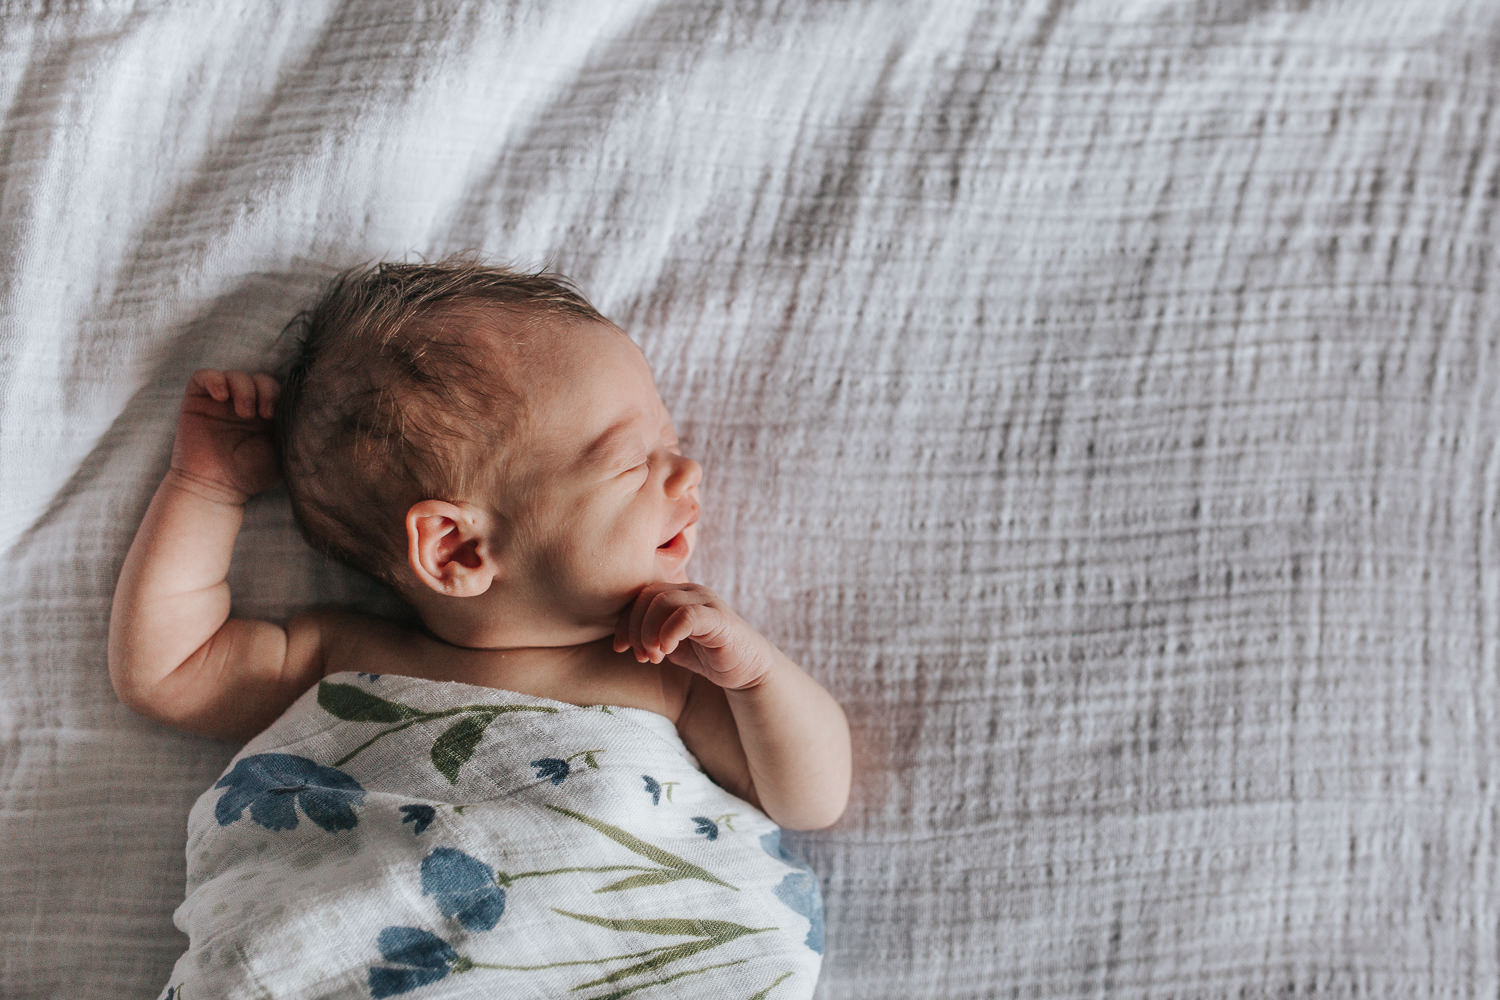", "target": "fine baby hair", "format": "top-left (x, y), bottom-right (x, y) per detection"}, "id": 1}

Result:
top-left (275, 256), bottom-right (607, 589)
